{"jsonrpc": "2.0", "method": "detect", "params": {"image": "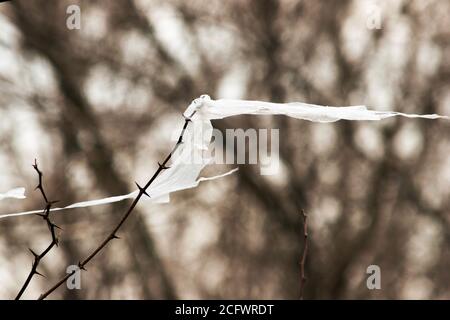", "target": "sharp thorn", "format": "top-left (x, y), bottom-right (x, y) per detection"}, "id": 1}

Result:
top-left (135, 182), bottom-right (150, 197)
top-left (158, 162), bottom-right (170, 170)
top-left (51, 223), bottom-right (62, 230)
top-left (35, 270), bottom-right (46, 278)
top-left (78, 262), bottom-right (86, 271)
top-left (29, 248), bottom-right (39, 258)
